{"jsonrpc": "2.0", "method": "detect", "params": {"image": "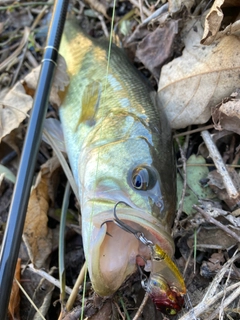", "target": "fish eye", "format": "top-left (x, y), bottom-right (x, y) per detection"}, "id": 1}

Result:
top-left (166, 308), bottom-right (177, 315)
top-left (153, 257), bottom-right (162, 261)
top-left (132, 168), bottom-right (149, 190)
top-left (131, 166), bottom-right (157, 191)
